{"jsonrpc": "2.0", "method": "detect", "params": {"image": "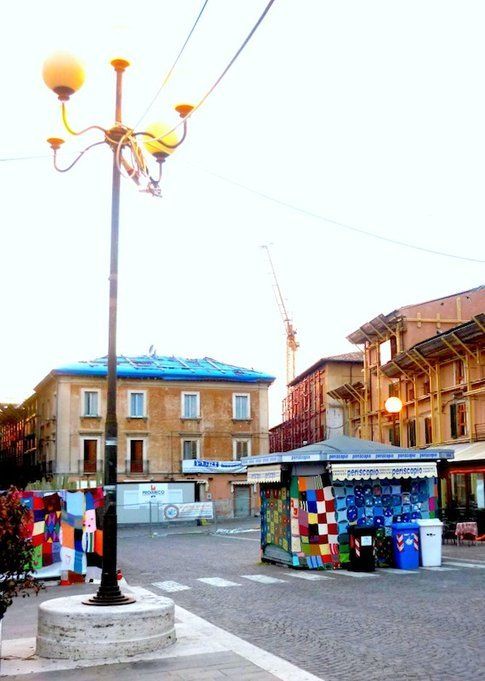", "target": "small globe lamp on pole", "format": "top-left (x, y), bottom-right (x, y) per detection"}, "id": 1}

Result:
top-left (385, 396), bottom-right (403, 445)
top-left (42, 51), bottom-right (193, 606)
